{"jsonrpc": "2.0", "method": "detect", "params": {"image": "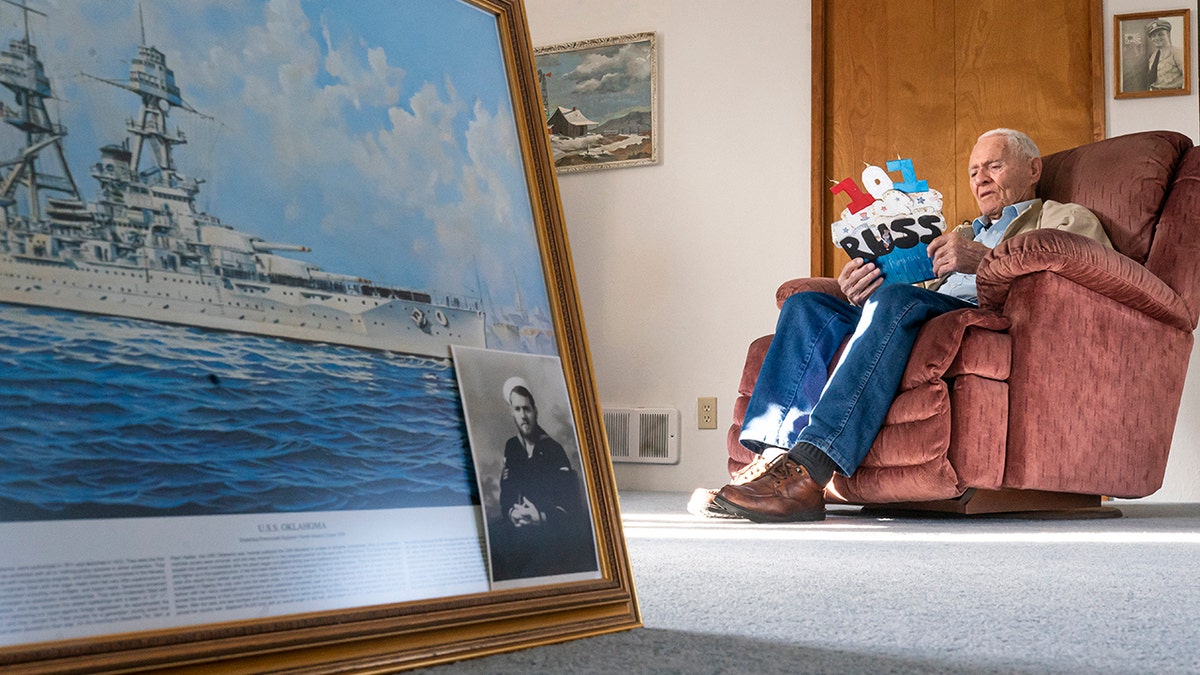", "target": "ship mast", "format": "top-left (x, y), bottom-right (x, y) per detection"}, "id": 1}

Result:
top-left (85, 5), bottom-right (203, 192)
top-left (0, 0), bottom-right (81, 220)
